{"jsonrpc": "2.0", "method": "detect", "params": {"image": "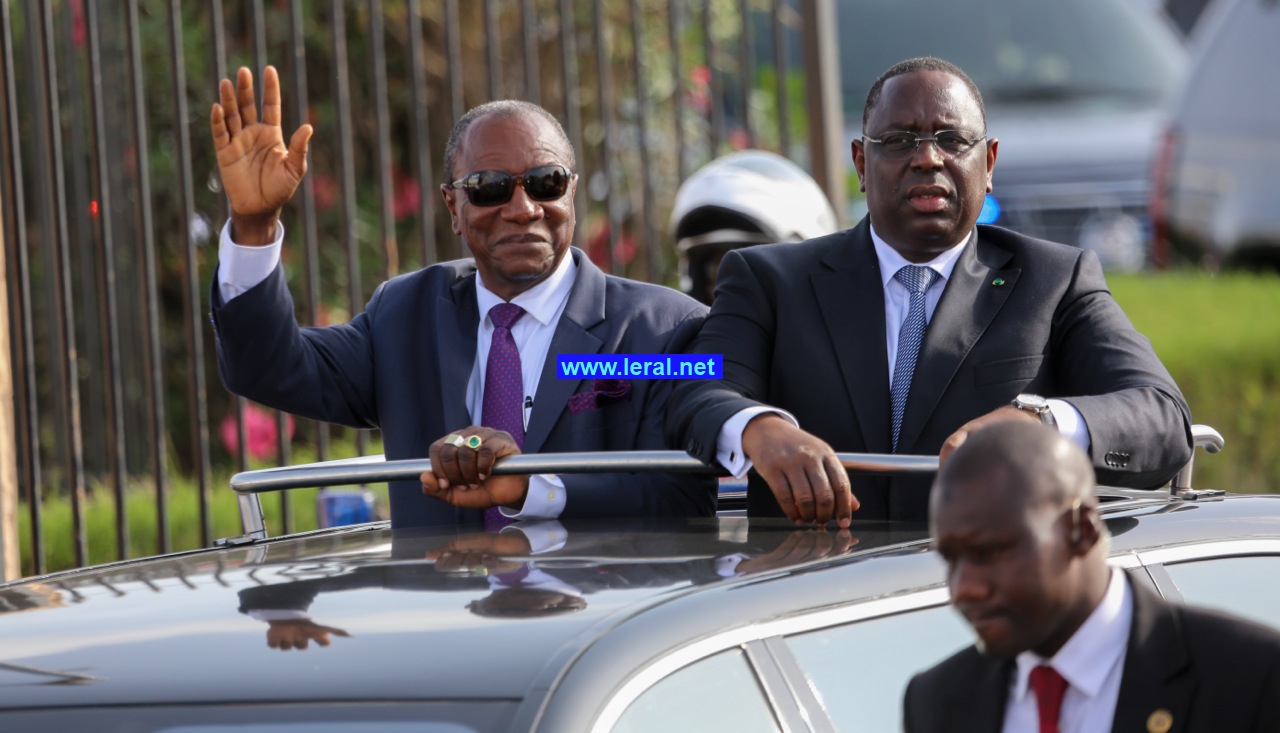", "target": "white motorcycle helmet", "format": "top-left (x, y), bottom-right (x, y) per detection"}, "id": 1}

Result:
top-left (670, 150), bottom-right (838, 304)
